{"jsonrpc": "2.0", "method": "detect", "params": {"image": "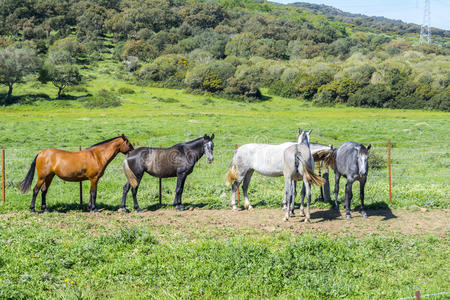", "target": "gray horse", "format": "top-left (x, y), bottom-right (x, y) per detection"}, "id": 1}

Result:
top-left (332, 142), bottom-right (371, 219)
top-left (283, 130), bottom-right (325, 222)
